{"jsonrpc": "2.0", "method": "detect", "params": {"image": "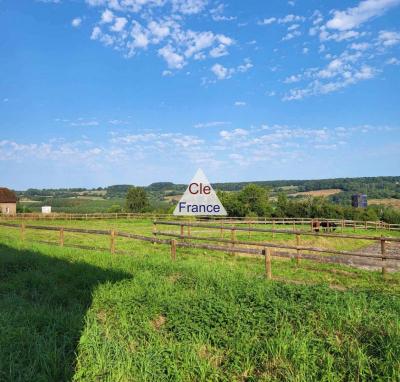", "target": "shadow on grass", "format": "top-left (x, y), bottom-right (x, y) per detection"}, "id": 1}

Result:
top-left (0, 243), bottom-right (130, 382)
